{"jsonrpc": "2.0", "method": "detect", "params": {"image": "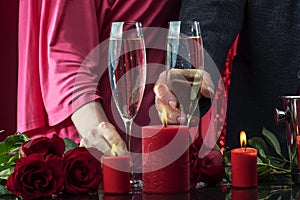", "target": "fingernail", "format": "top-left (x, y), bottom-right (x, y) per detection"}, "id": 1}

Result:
top-left (169, 100), bottom-right (177, 108)
top-left (177, 116), bottom-right (186, 124)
